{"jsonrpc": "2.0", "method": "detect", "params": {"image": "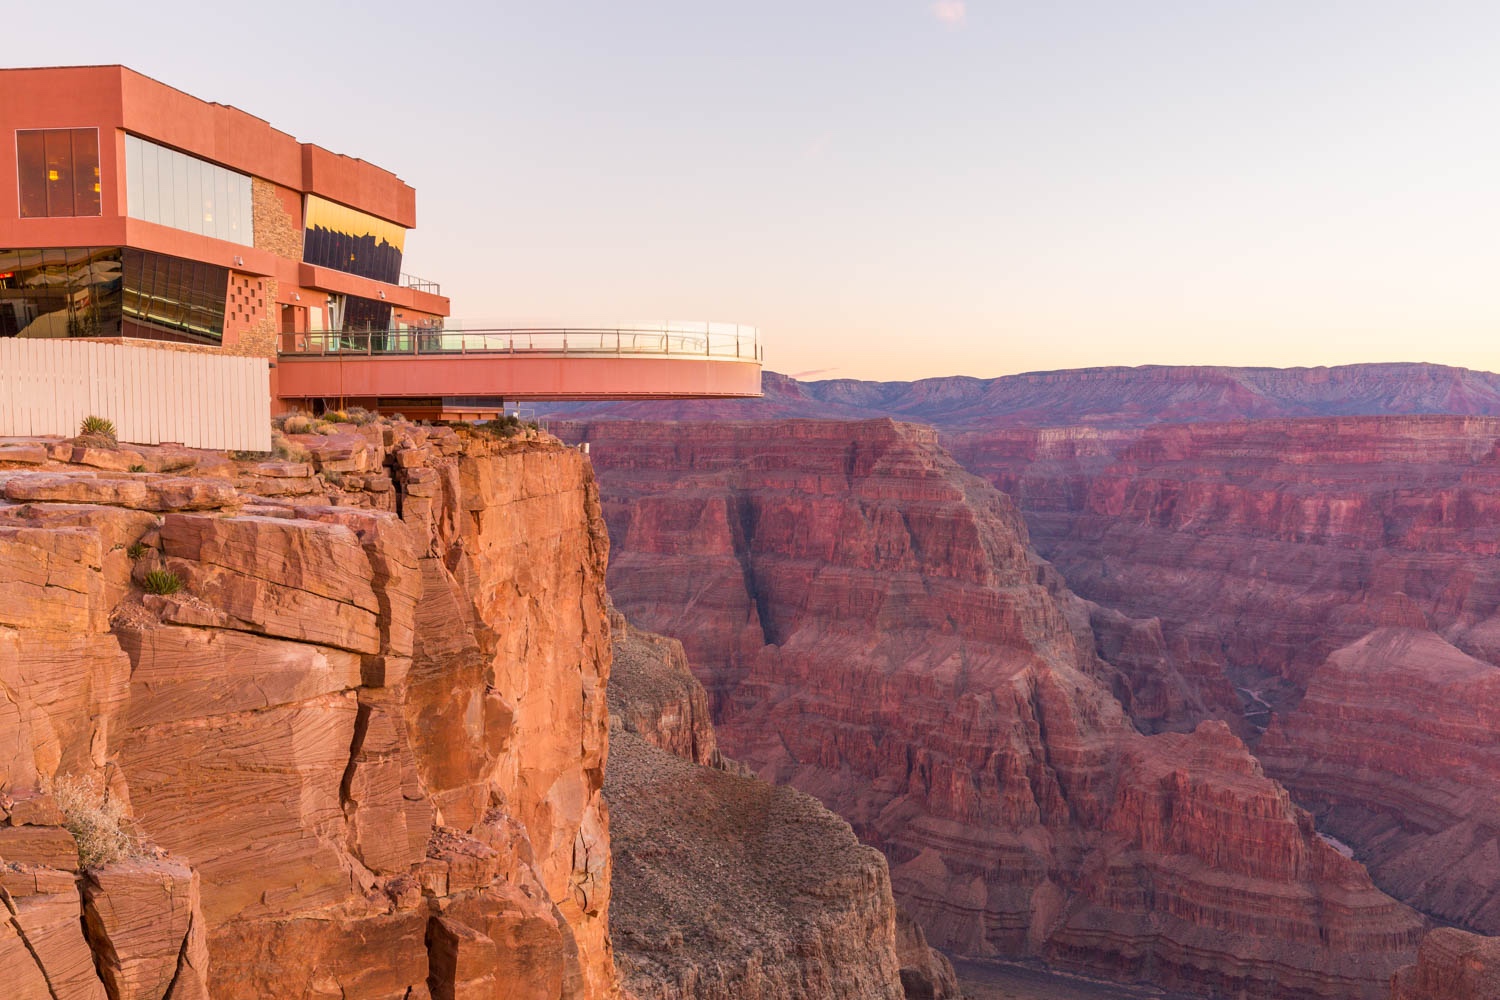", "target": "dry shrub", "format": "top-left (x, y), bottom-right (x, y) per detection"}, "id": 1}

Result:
top-left (281, 414), bottom-right (317, 435)
top-left (51, 775), bottom-right (142, 868)
top-left (272, 431), bottom-right (311, 464)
